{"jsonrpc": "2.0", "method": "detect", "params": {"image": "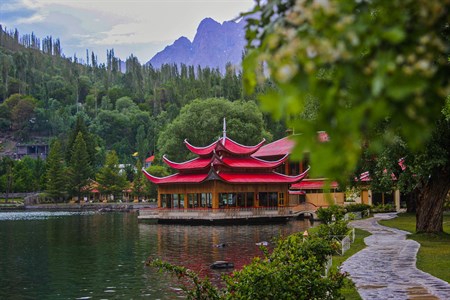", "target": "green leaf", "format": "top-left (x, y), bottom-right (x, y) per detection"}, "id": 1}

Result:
top-left (382, 27), bottom-right (405, 44)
